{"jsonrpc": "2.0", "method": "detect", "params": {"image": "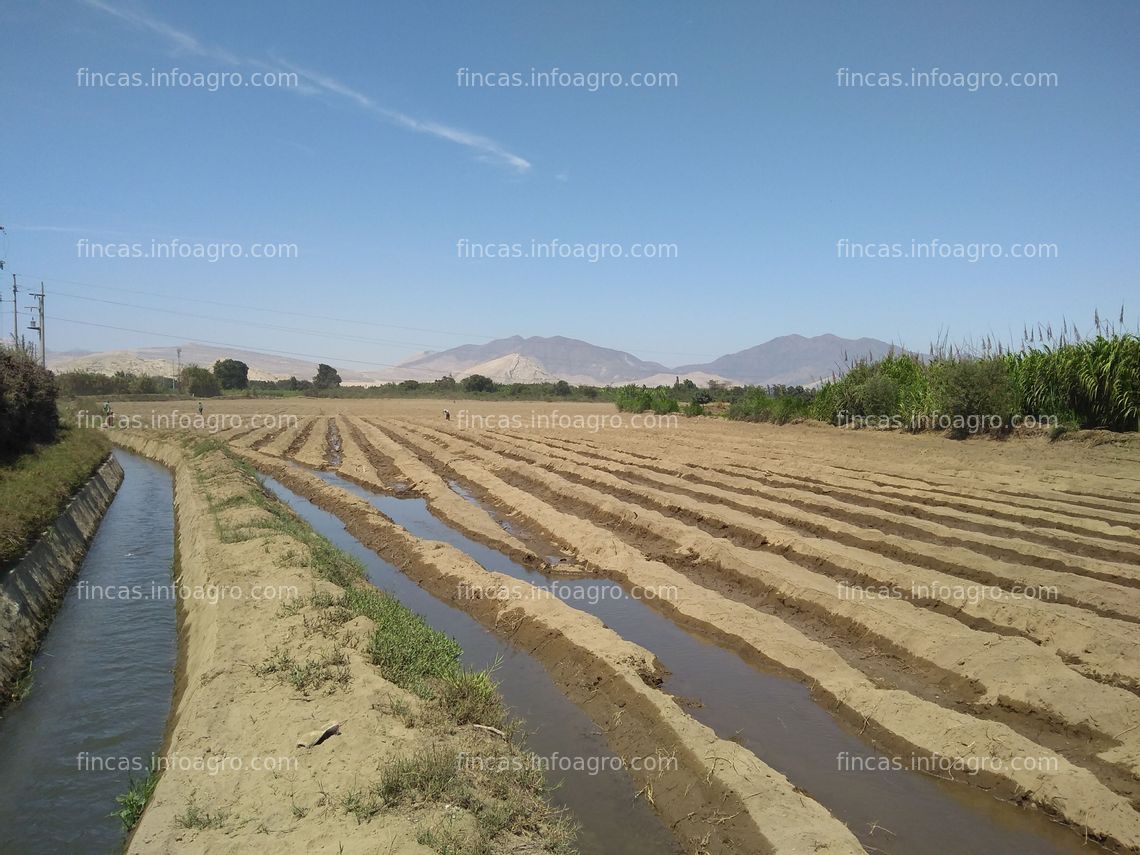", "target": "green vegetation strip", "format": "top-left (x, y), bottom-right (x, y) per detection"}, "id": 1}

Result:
top-left (626, 330), bottom-right (1140, 435)
top-left (807, 334), bottom-right (1140, 434)
top-left (0, 425), bottom-right (111, 568)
